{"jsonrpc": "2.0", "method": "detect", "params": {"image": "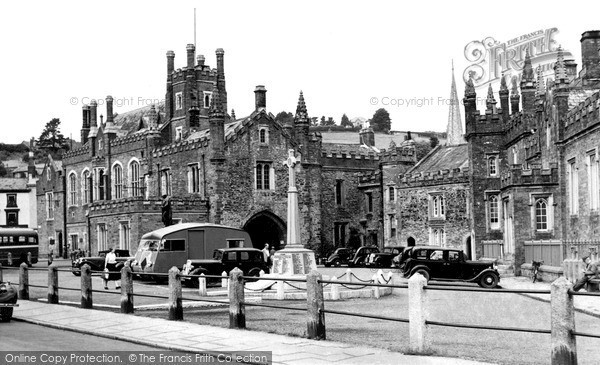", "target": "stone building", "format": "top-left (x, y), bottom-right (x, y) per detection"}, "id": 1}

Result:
top-left (383, 30), bottom-right (600, 274)
top-left (37, 43), bottom-right (417, 258)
